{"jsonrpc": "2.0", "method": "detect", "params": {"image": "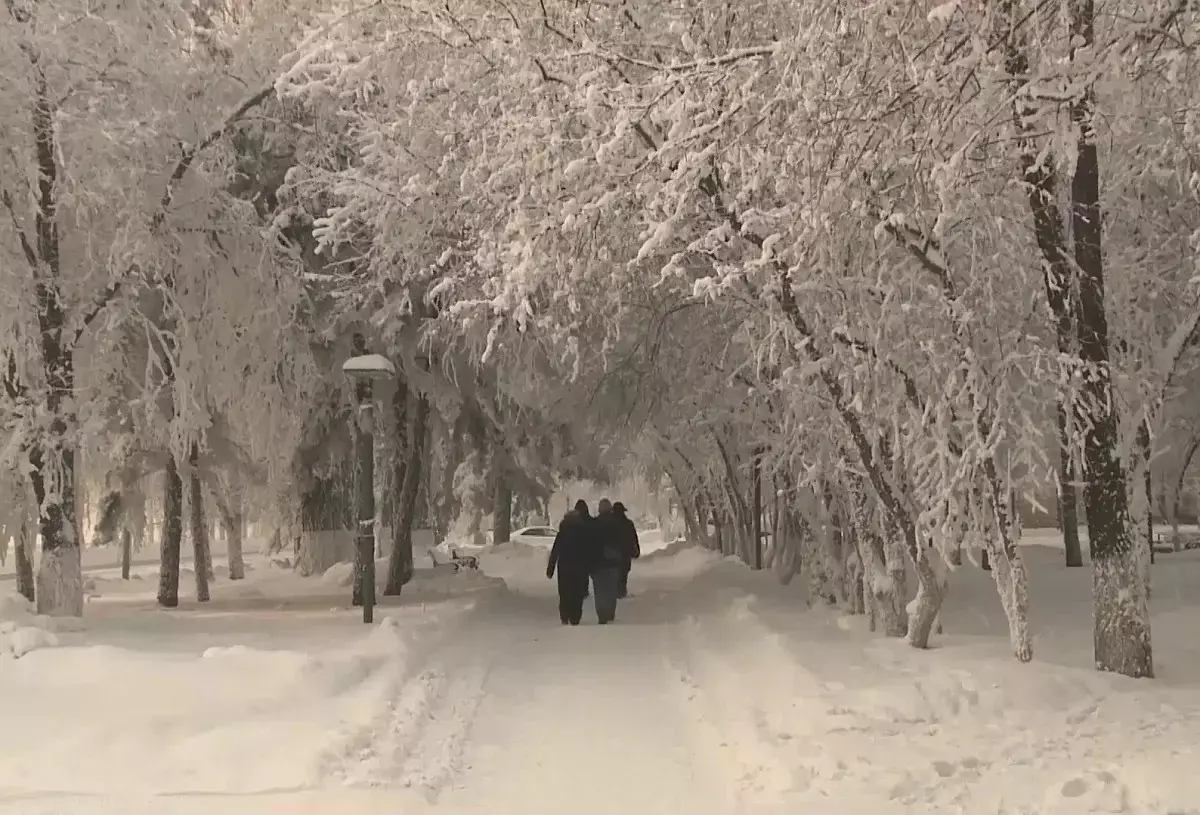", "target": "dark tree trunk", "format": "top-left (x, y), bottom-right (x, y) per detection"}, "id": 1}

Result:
top-left (1057, 404), bottom-right (1084, 567)
top-left (752, 449), bottom-right (763, 570)
top-left (22, 67), bottom-right (84, 617)
top-left (385, 392), bottom-right (430, 595)
top-left (15, 522), bottom-right (35, 603)
top-left (771, 474), bottom-right (782, 563)
top-left (1138, 420), bottom-right (1155, 567)
top-left (387, 376), bottom-right (410, 536)
top-left (189, 443), bottom-right (210, 602)
top-left (215, 494), bottom-right (246, 580)
top-left (120, 528), bottom-right (132, 580)
top-left (1070, 0), bottom-right (1152, 677)
top-left (492, 464), bottom-right (512, 545)
top-left (1003, 2), bottom-right (1086, 572)
top-left (157, 456), bottom-right (184, 608)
